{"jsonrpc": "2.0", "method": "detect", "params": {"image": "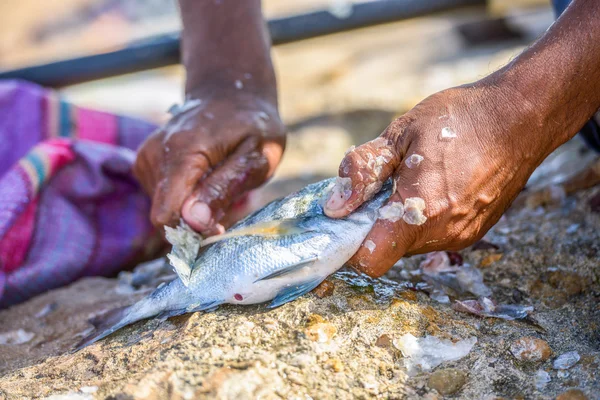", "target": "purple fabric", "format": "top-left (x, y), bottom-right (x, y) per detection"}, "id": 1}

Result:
top-left (0, 81), bottom-right (47, 176)
top-left (0, 80), bottom-right (160, 308)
